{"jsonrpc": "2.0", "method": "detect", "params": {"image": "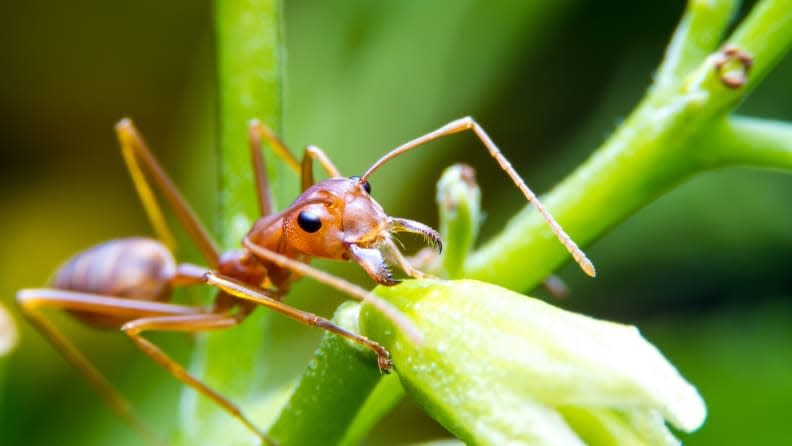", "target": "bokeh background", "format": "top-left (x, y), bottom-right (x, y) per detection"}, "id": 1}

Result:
top-left (1, 1), bottom-right (790, 445)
